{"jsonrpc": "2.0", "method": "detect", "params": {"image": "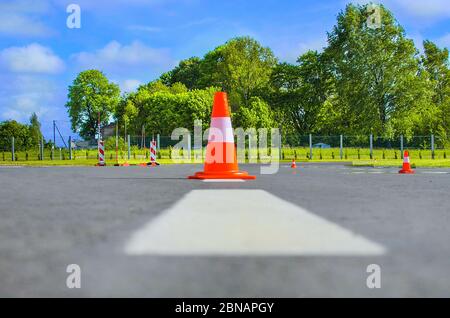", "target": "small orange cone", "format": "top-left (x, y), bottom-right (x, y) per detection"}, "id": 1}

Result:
top-left (291, 159), bottom-right (297, 169)
top-left (399, 151), bottom-right (415, 174)
top-left (189, 92), bottom-right (255, 180)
